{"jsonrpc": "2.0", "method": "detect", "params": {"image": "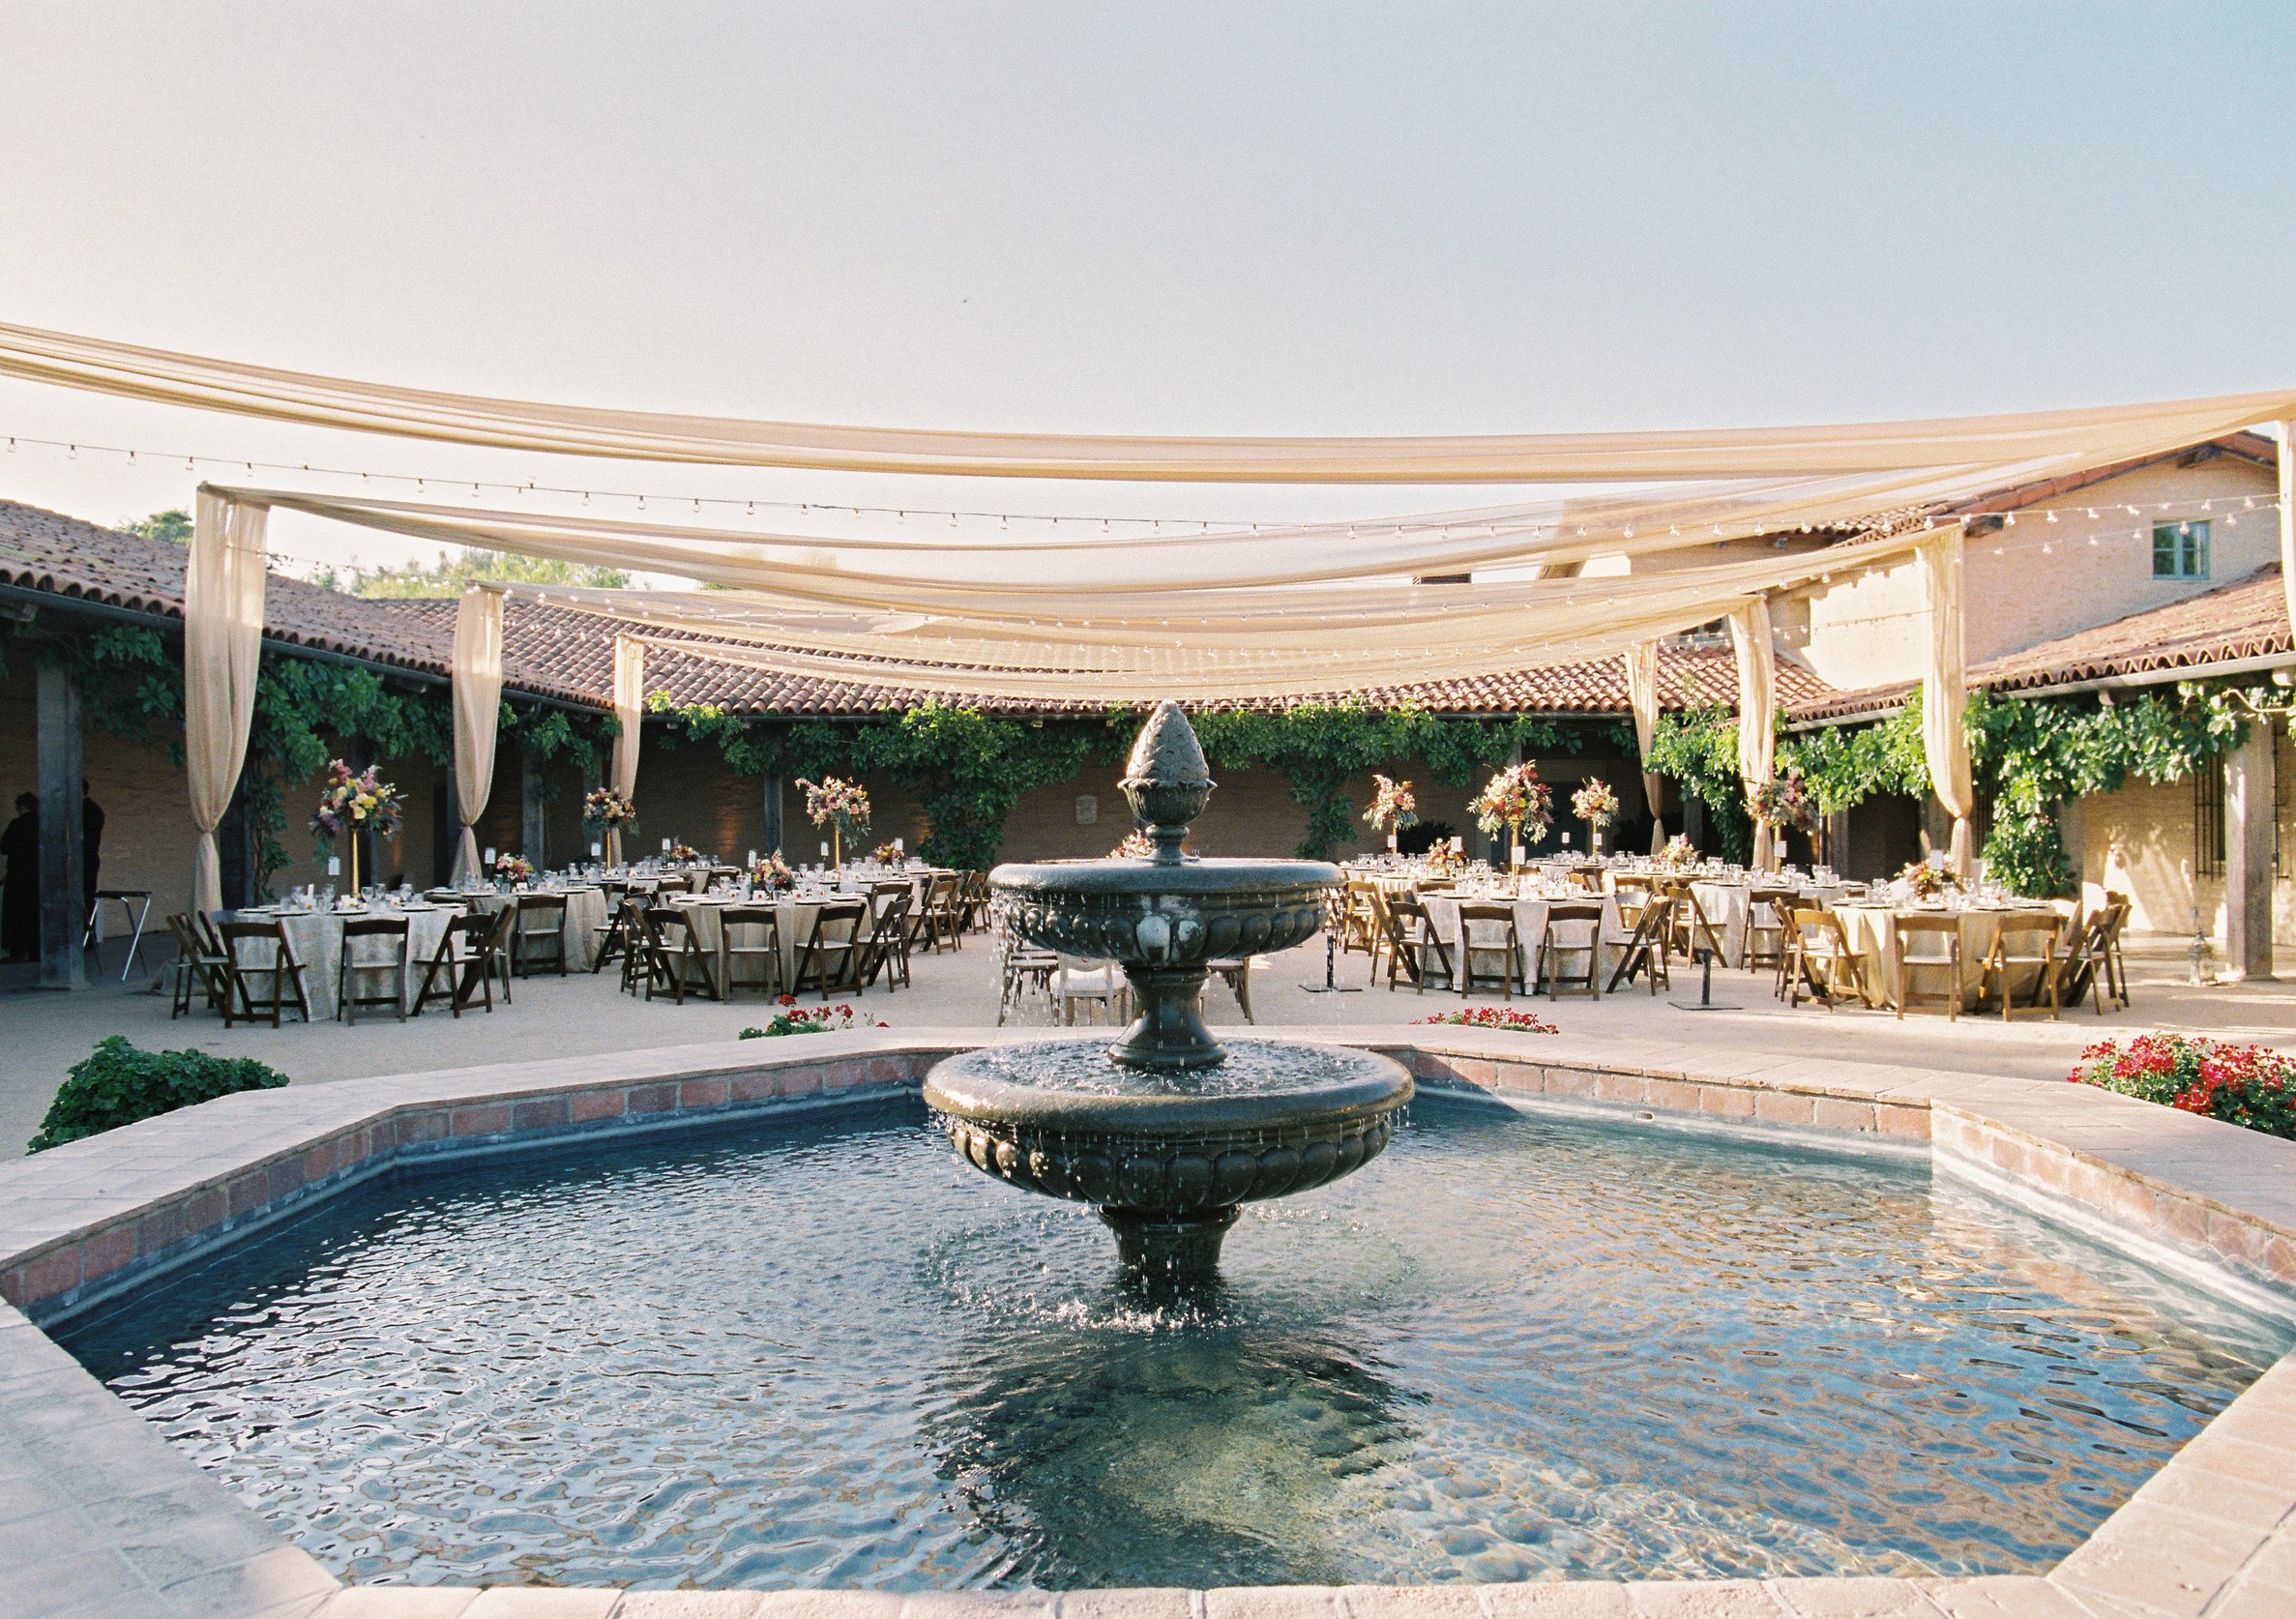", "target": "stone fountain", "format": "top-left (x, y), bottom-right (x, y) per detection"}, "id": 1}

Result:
top-left (923, 701), bottom-right (1413, 1276)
